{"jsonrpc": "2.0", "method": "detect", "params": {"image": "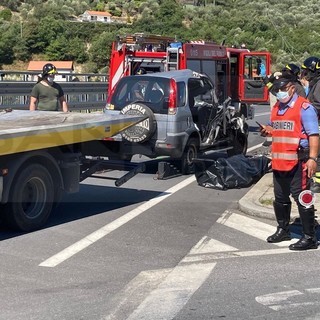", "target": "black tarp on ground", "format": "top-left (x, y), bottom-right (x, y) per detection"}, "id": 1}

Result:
top-left (194, 154), bottom-right (271, 190)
